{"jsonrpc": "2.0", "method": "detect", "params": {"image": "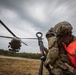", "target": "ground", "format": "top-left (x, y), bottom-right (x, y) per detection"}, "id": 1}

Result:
top-left (0, 55), bottom-right (48, 75)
